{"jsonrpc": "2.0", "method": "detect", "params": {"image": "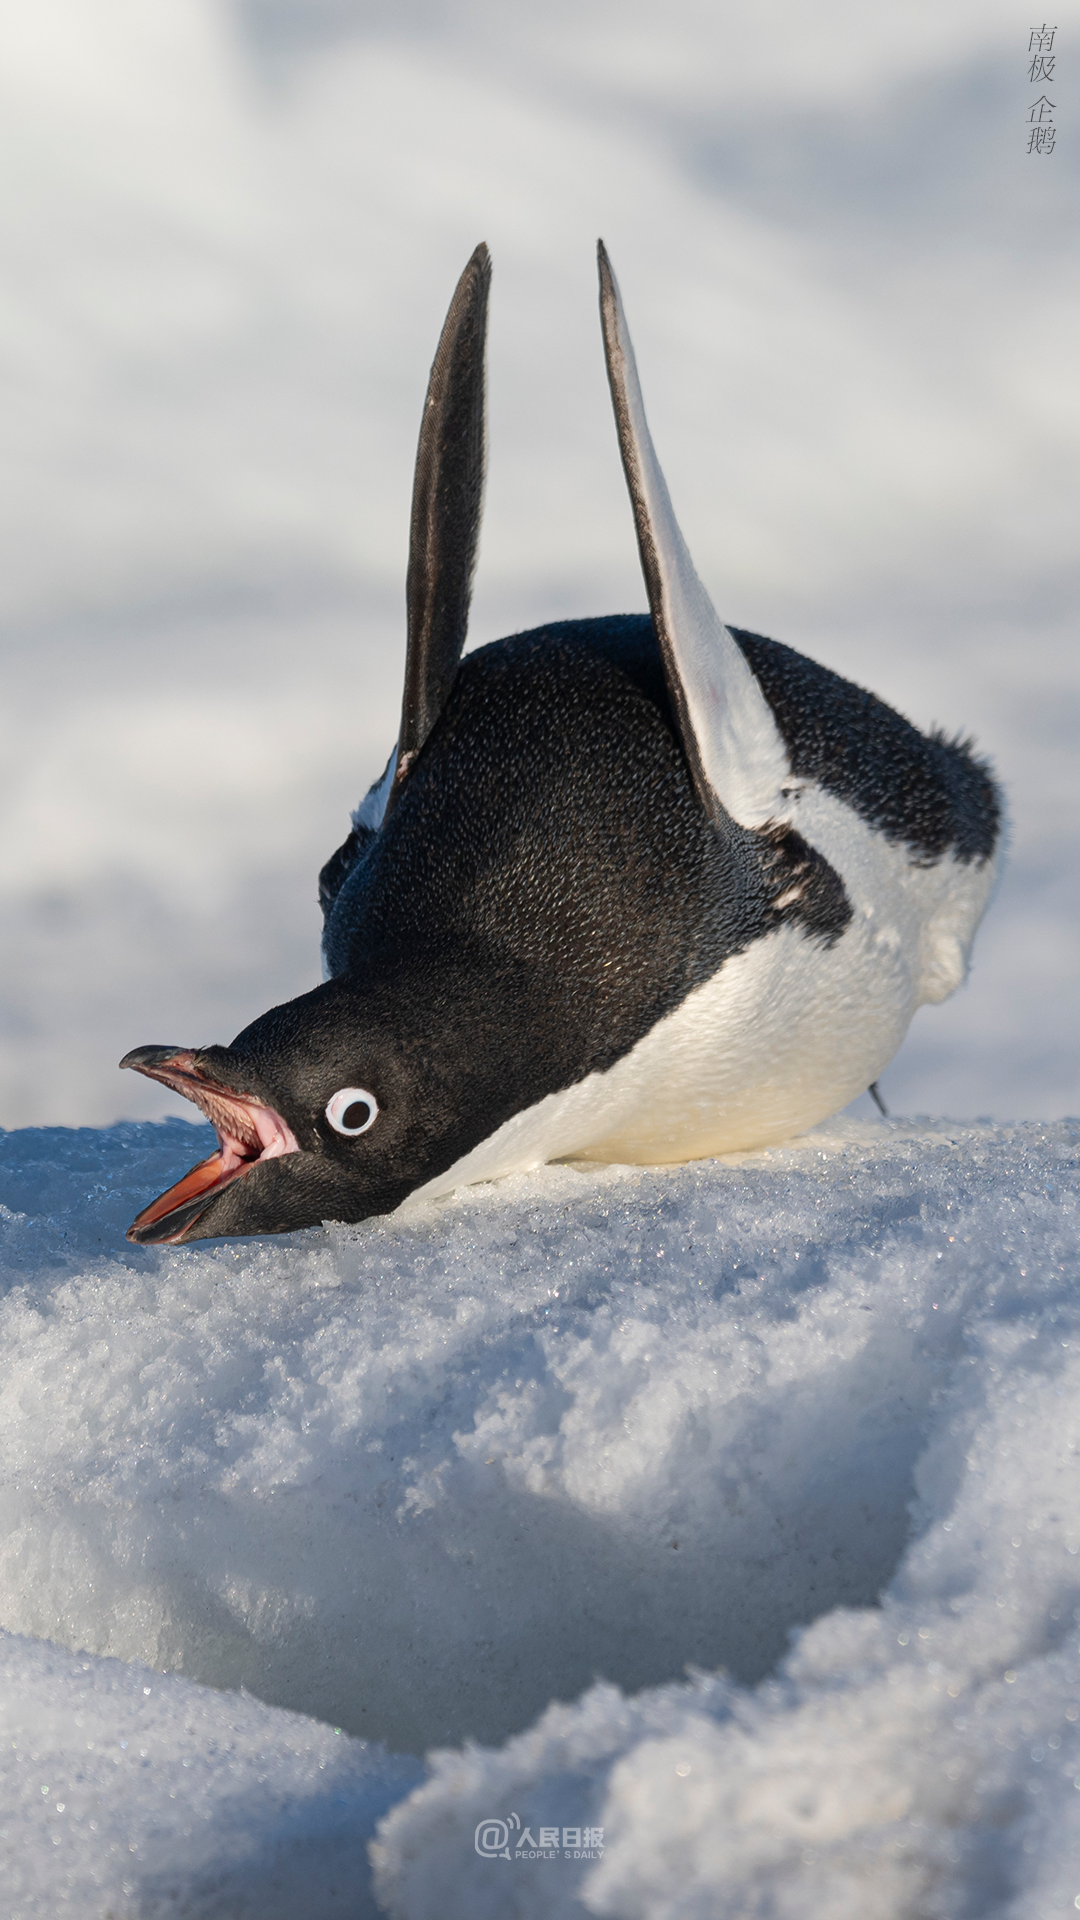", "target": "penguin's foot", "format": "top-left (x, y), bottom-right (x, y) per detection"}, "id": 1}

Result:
top-left (120, 1048), bottom-right (298, 1244)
